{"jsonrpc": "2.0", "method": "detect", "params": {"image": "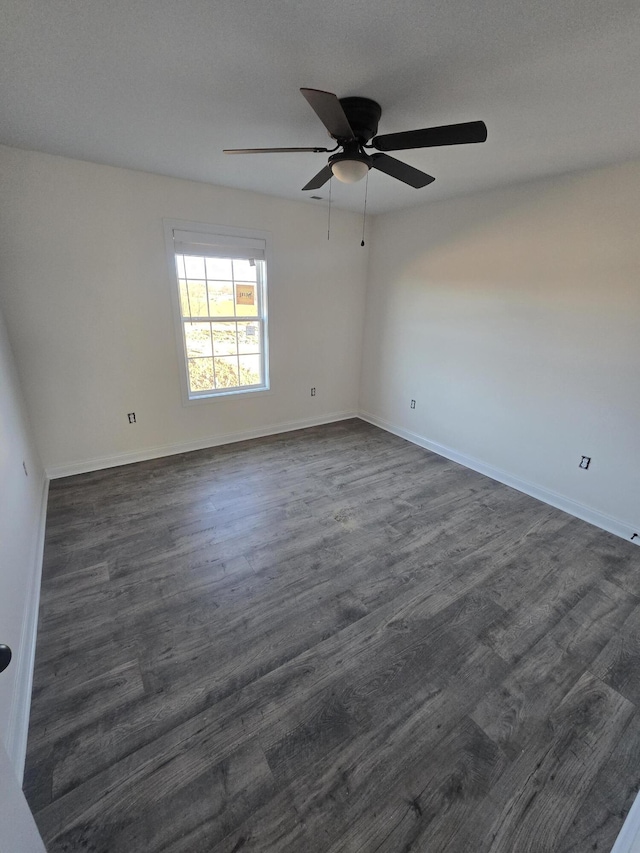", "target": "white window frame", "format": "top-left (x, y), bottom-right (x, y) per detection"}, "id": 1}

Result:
top-left (164, 219), bottom-right (271, 405)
